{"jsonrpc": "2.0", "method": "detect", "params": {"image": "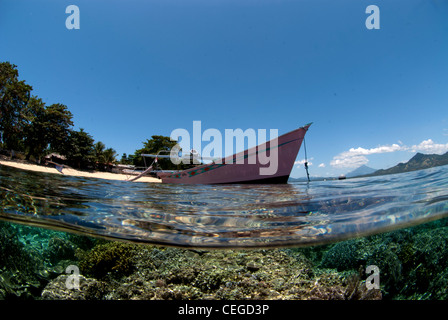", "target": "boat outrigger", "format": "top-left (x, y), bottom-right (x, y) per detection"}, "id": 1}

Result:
top-left (129, 123), bottom-right (312, 184)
